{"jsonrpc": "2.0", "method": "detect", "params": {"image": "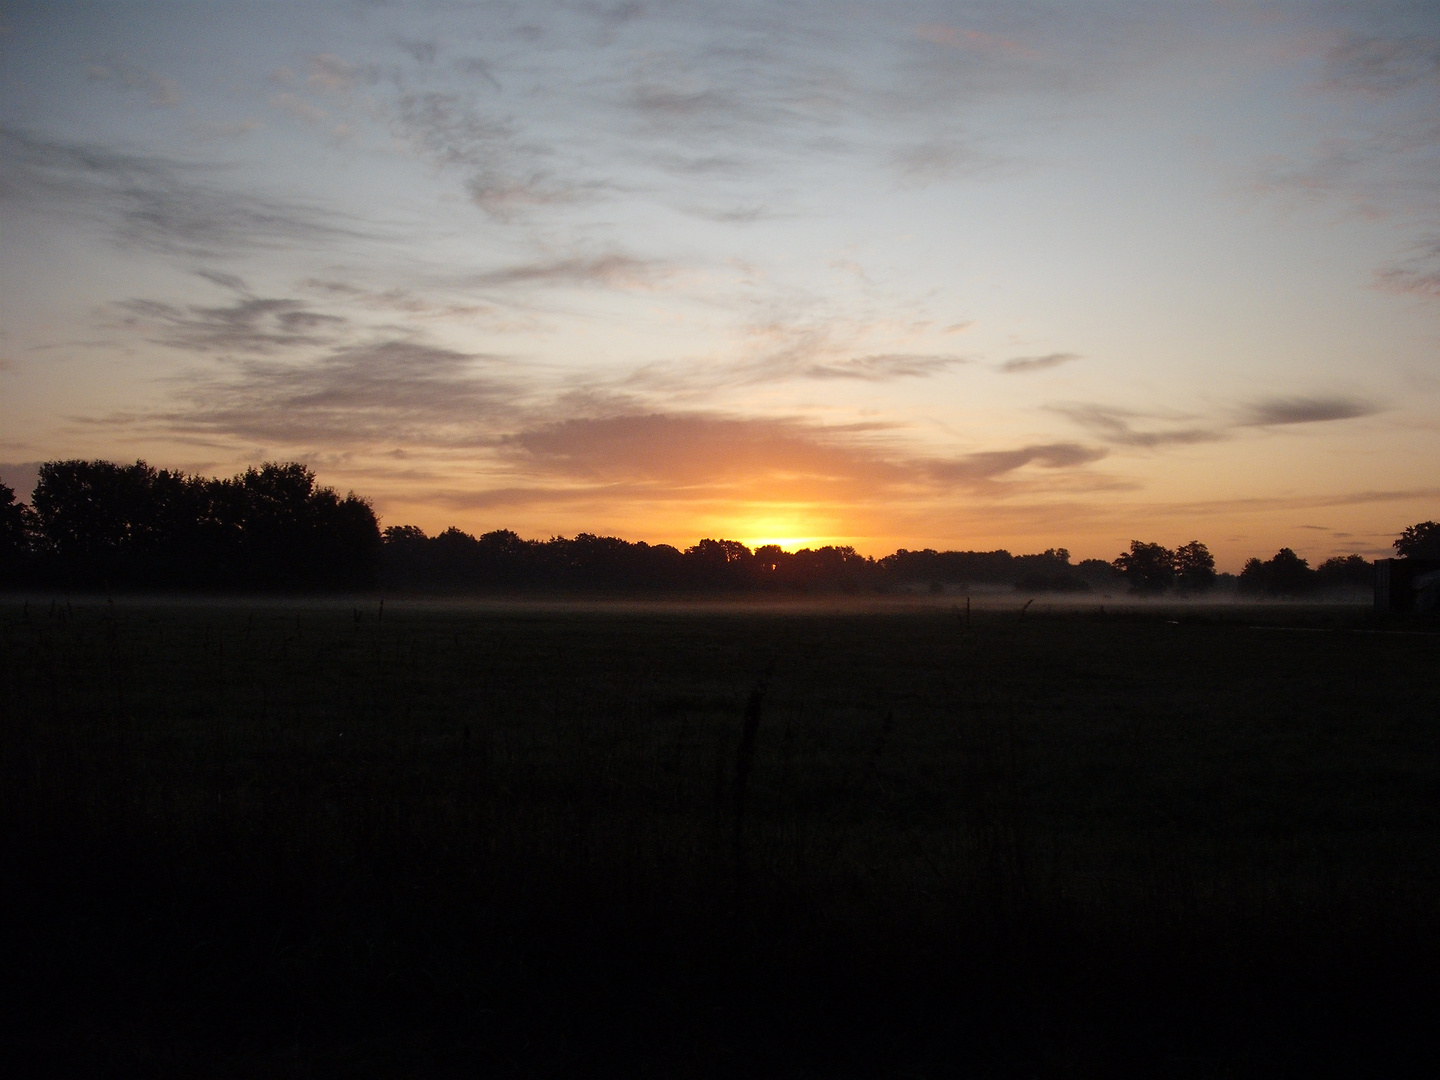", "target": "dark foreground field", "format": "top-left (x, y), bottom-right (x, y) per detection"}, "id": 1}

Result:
top-left (2, 598), bottom-right (1438, 1077)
